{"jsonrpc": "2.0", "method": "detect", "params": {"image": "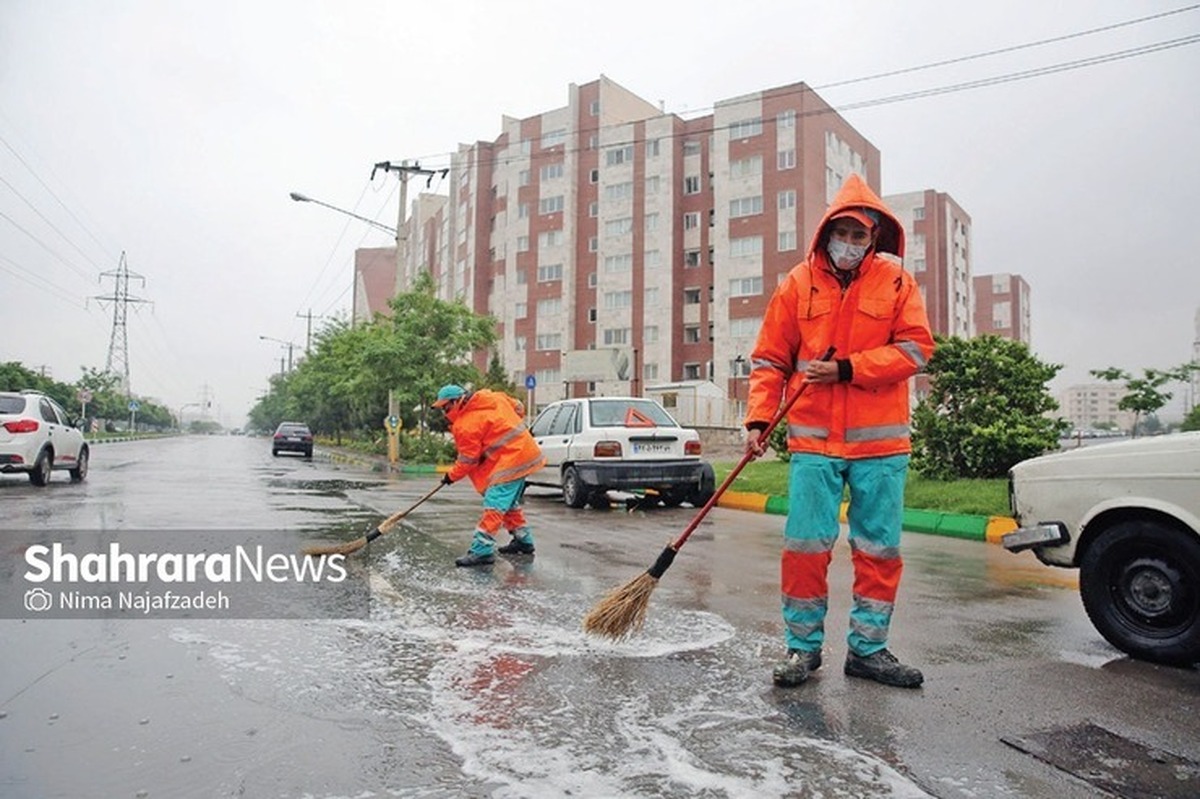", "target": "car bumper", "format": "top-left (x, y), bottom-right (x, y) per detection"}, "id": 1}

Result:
top-left (572, 459), bottom-right (708, 490)
top-left (1001, 522), bottom-right (1070, 553)
top-left (273, 441), bottom-right (312, 452)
